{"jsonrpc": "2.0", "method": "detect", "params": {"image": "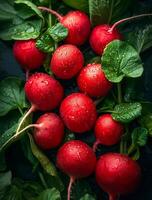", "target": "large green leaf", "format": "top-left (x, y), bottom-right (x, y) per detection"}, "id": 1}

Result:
top-left (37, 188), bottom-right (61, 200)
top-left (112, 103), bottom-right (142, 123)
top-left (0, 19), bottom-right (42, 40)
top-left (15, 0), bottom-right (44, 20)
top-left (89, 0), bottom-right (132, 25)
top-left (126, 22), bottom-right (152, 53)
top-left (0, 77), bottom-right (27, 116)
top-left (0, 171), bottom-right (12, 190)
top-left (102, 40), bottom-right (143, 83)
top-left (63, 0), bottom-right (89, 13)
